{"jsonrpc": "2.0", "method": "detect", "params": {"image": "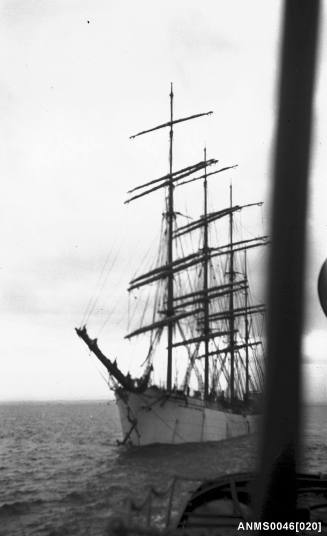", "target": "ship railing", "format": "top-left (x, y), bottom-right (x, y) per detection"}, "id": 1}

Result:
top-left (107, 475), bottom-right (202, 535)
top-left (107, 473), bottom-right (252, 536)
